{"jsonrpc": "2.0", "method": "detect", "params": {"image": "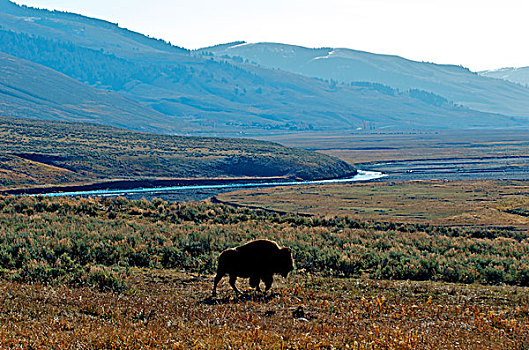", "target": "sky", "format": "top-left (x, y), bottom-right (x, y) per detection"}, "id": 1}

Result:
top-left (13, 0), bottom-right (529, 71)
